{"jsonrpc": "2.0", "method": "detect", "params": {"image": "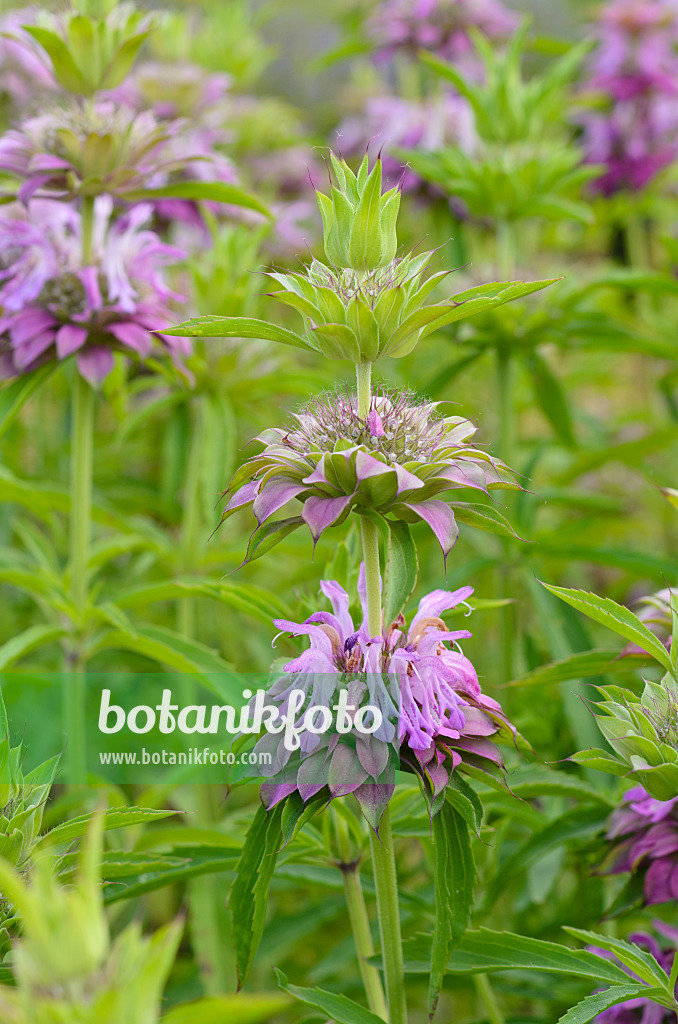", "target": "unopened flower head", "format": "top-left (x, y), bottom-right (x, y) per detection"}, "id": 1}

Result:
top-left (254, 574), bottom-right (514, 827)
top-left (222, 387), bottom-right (517, 562)
top-left (606, 785), bottom-right (678, 905)
top-left (0, 197), bottom-right (188, 385)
